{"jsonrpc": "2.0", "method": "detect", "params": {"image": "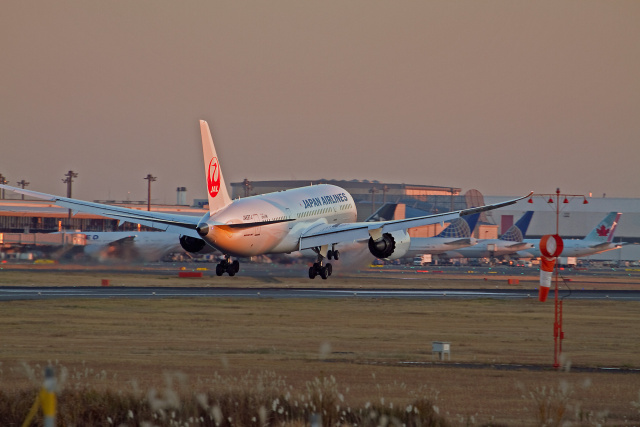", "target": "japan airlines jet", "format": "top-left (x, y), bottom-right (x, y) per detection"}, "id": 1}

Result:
top-left (438, 211), bottom-right (535, 260)
top-left (0, 120), bottom-right (531, 279)
top-left (517, 212), bottom-right (626, 258)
